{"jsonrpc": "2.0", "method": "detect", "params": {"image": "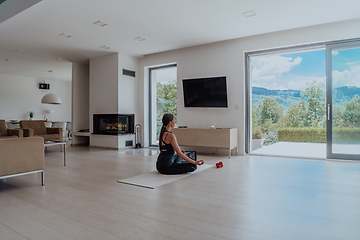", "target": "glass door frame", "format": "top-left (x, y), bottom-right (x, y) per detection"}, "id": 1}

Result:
top-left (148, 63), bottom-right (177, 147)
top-left (244, 43), bottom-right (325, 153)
top-left (326, 40), bottom-right (360, 160)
